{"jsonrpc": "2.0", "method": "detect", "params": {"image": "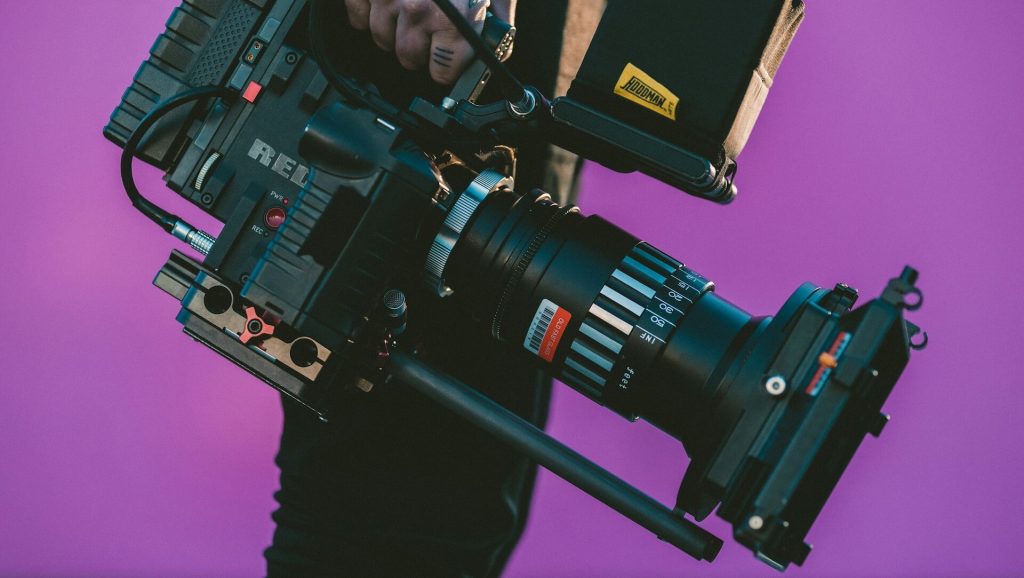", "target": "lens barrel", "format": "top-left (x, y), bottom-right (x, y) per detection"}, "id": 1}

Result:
top-left (423, 176), bottom-right (920, 569)
top-left (442, 186), bottom-right (762, 445)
